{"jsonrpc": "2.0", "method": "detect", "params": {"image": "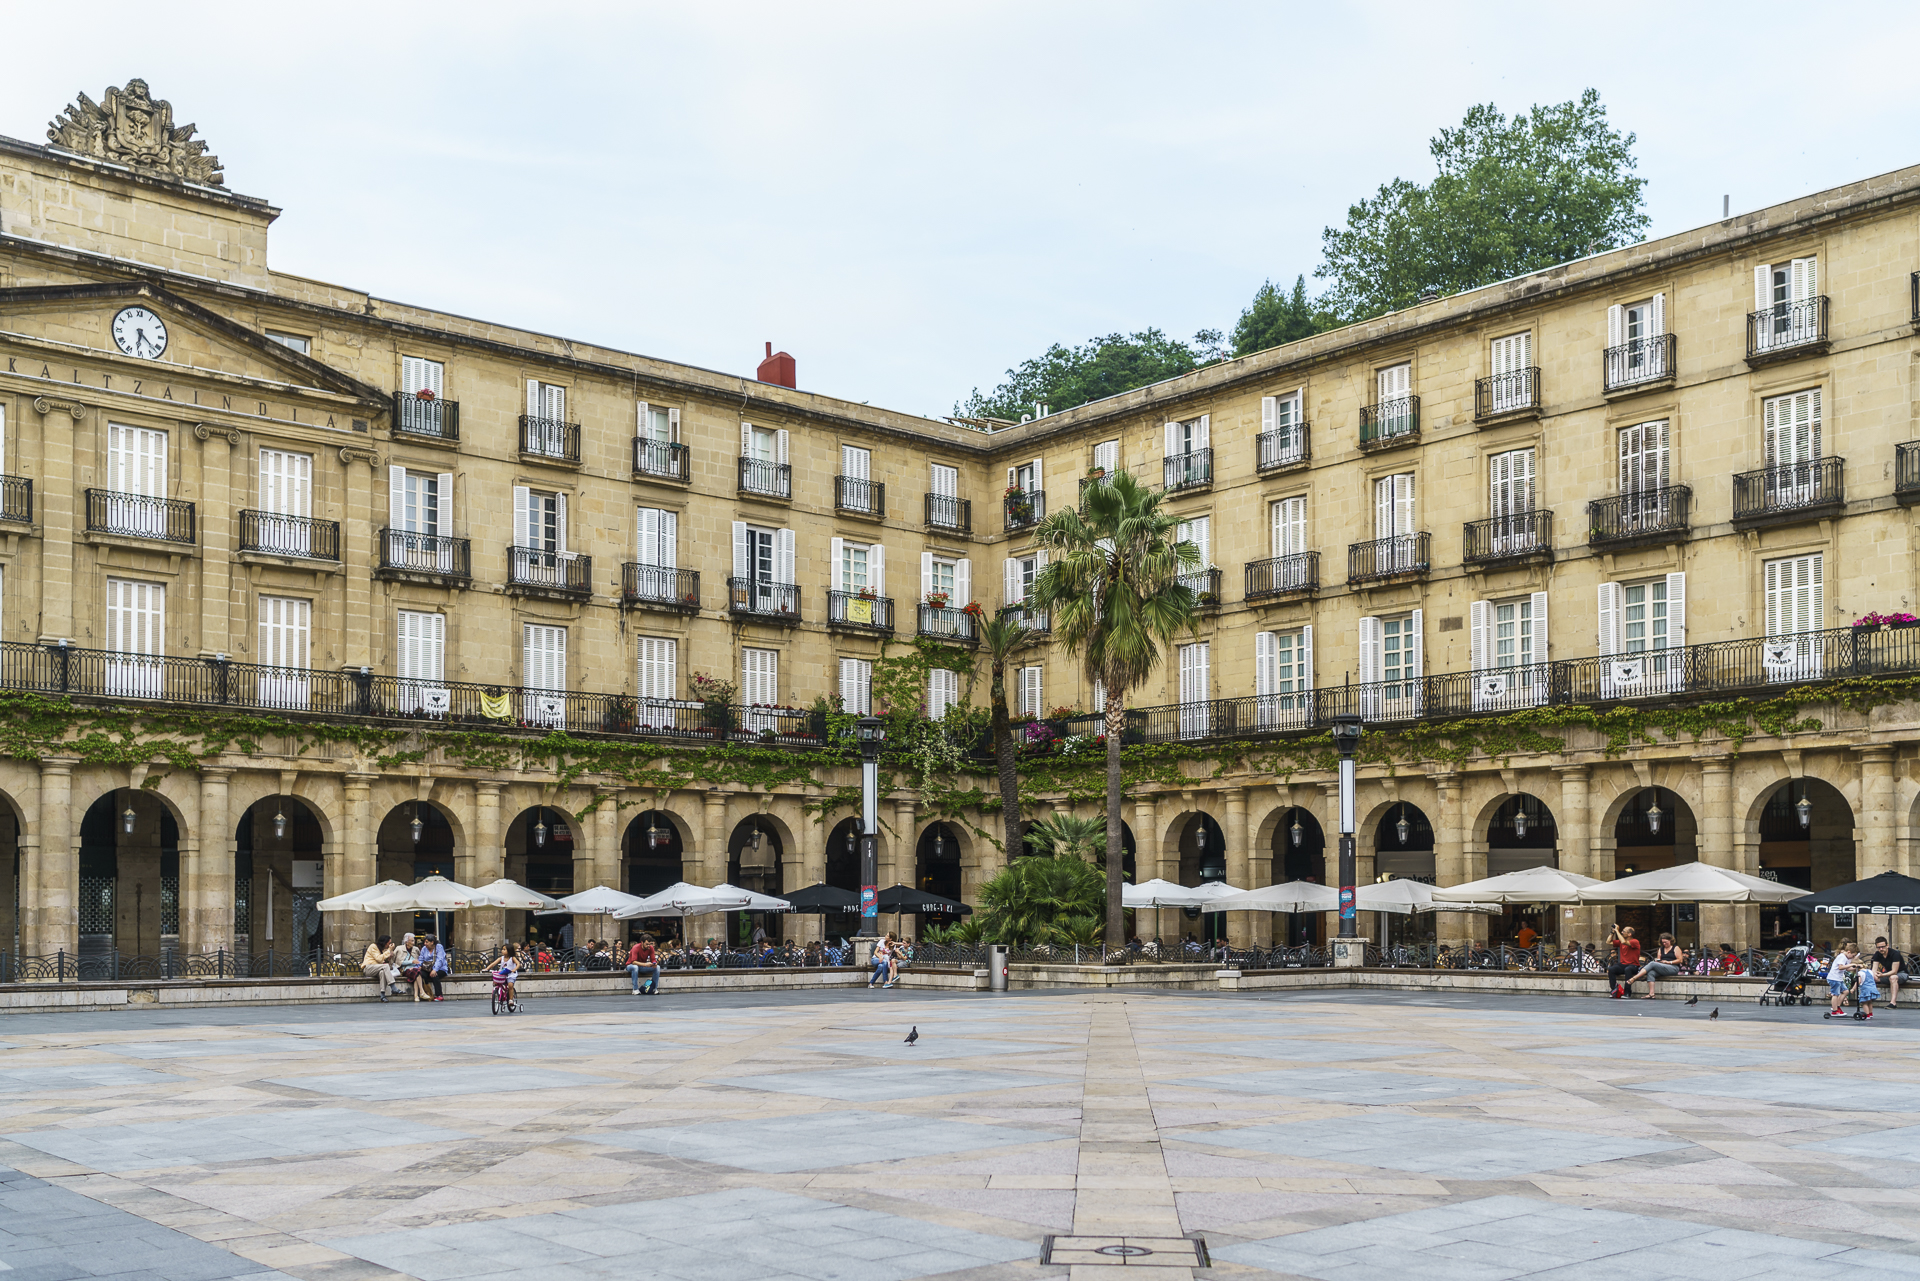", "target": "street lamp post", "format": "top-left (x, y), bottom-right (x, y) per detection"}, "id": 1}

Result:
top-left (1331, 715), bottom-right (1363, 944)
top-left (855, 717), bottom-right (885, 938)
